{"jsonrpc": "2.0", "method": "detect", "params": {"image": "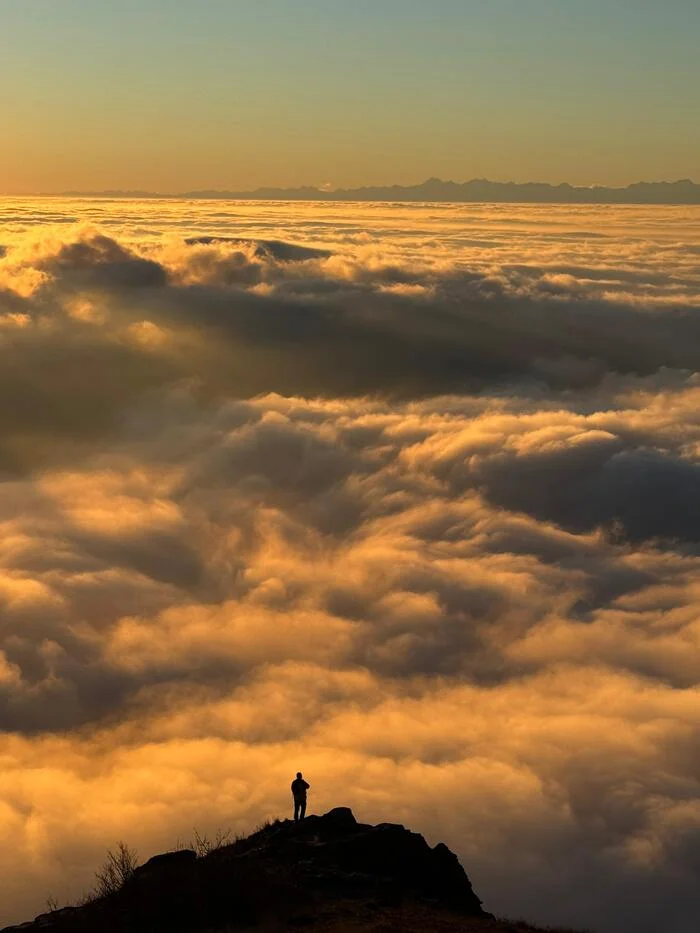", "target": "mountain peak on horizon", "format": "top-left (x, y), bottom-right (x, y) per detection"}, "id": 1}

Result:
top-left (51, 177), bottom-right (700, 204)
top-left (1, 808), bottom-right (585, 933)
